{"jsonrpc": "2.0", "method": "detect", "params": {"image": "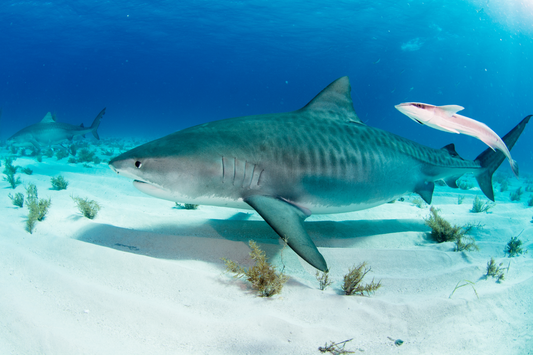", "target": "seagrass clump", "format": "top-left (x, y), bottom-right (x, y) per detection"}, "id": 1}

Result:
top-left (425, 207), bottom-right (479, 251)
top-left (223, 240), bottom-right (288, 297)
top-left (72, 196), bottom-right (101, 219)
top-left (342, 262), bottom-right (381, 296)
